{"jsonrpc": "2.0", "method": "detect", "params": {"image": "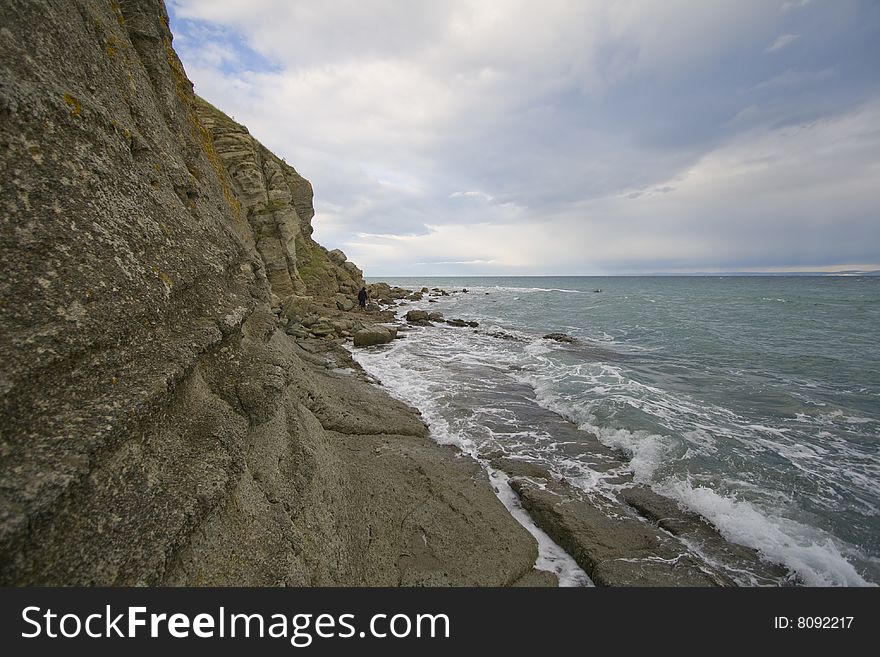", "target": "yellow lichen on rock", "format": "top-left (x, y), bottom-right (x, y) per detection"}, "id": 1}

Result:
top-left (63, 93), bottom-right (81, 116)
